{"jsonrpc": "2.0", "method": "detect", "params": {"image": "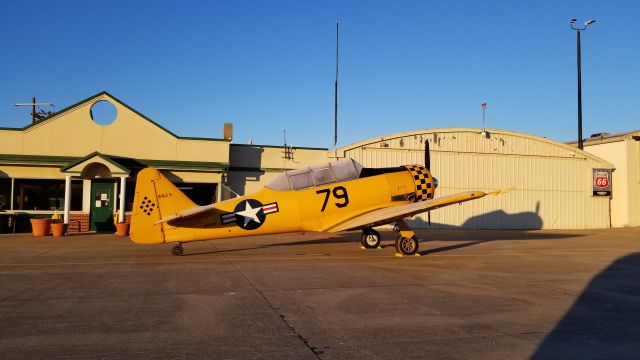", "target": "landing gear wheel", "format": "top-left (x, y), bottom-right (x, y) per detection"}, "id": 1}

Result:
top-left (395, 236), bottom-right (419, 256)
top-left (361, 229), bottom-right (381, 249)
top-left (171, 244), bottom-right (184, 256)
